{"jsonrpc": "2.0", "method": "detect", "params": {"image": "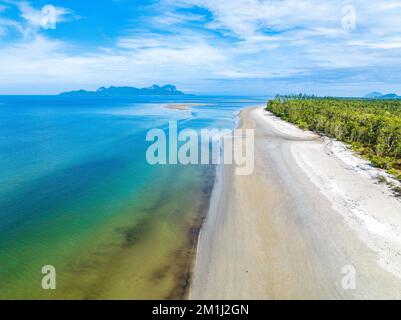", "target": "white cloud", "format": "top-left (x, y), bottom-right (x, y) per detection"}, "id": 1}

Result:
top-left (161, 0), bottom-right (401, 72)
top-left (168, 0), bottom-right (340, 37)
top-left (348, 38), bottom-right (401, 50)
top-left (1, 0), bottom-right (401, 95)
top-left (0, 0), bottom-right (76, 39)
